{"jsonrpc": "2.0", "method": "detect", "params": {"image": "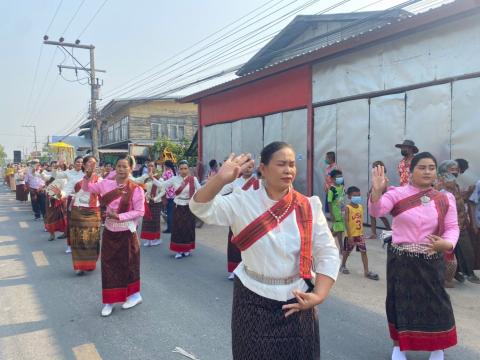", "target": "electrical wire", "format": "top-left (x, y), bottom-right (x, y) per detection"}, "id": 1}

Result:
top-left (45, 0), bottom-right (64, 35)
top-left (77, 0), bottom-right (109, 39)
top-left (134, 0), bottom-right (426, 99)
top-left (62, 0), bottom-right (87, 36)
top-left (23, 45), bottom-right (44, 126)
top-left (25, 47), bottom-right (61, 126)
top-left (234, 0), bottom-right (422, 75)
top-left (101, 0), bottom-right (310, 100)
top-left (101, 0), bottom-right (287, 99)
top-left (123, 0), bottom-right (354, 100)
top-left (101, 0), bottom-right (323, 102)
